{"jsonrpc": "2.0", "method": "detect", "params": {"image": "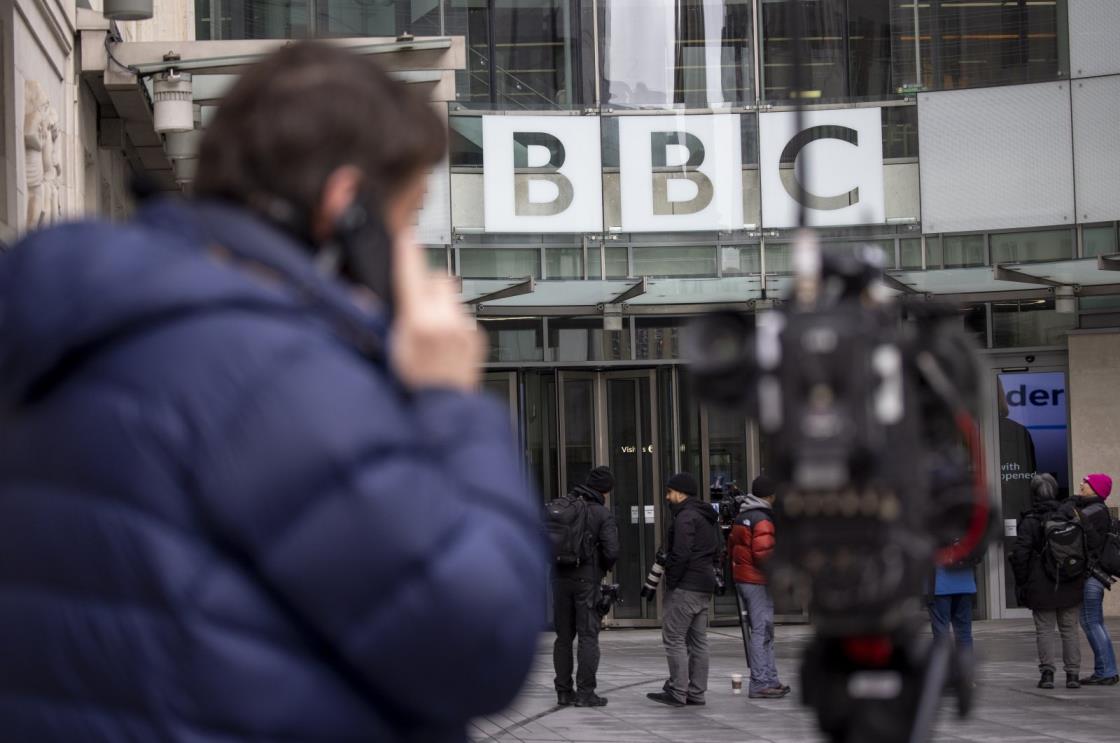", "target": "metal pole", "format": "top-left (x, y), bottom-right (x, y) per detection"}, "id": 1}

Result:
top-left (913, 0), bottom-right (922, 88)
